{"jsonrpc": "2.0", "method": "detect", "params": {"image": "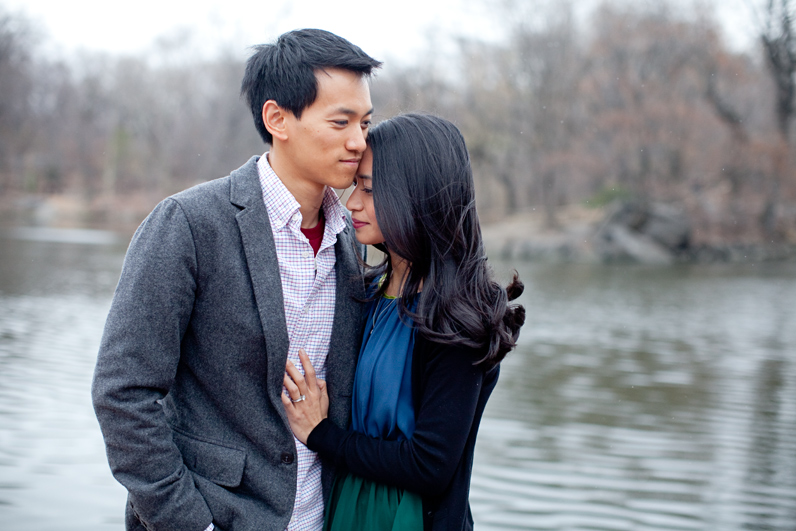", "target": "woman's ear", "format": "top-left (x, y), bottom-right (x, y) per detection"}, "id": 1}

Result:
top-left (263, 100), bottom-right (289, 142)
